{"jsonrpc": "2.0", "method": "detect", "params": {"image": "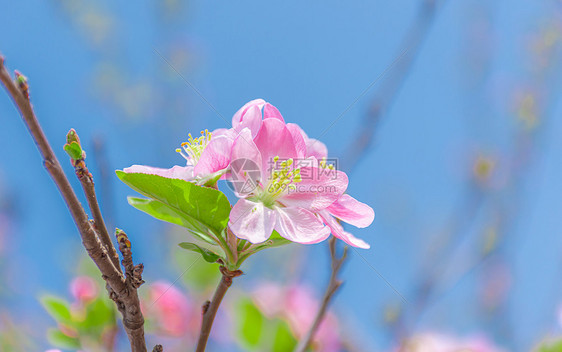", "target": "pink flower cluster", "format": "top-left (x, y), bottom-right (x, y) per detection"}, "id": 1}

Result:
top-left (125, 99), bottom-right (374, 248)
top-left (397, 332), bottom-right (506, 352)
top-left (252, 282), bottom-right (341, 352)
